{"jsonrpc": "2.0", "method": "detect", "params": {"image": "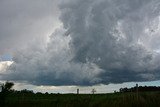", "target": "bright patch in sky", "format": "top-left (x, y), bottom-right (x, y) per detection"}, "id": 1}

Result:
top-left (0, 61), bottom-right (13, 74)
